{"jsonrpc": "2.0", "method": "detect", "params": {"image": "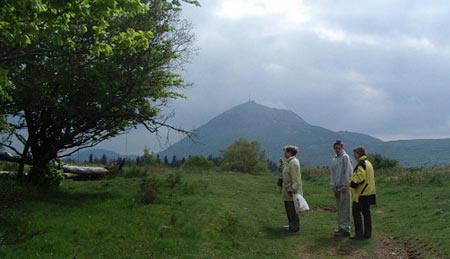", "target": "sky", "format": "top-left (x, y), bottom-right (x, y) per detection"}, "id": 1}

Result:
top-left (97, 0), bottom-right (450, 155)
